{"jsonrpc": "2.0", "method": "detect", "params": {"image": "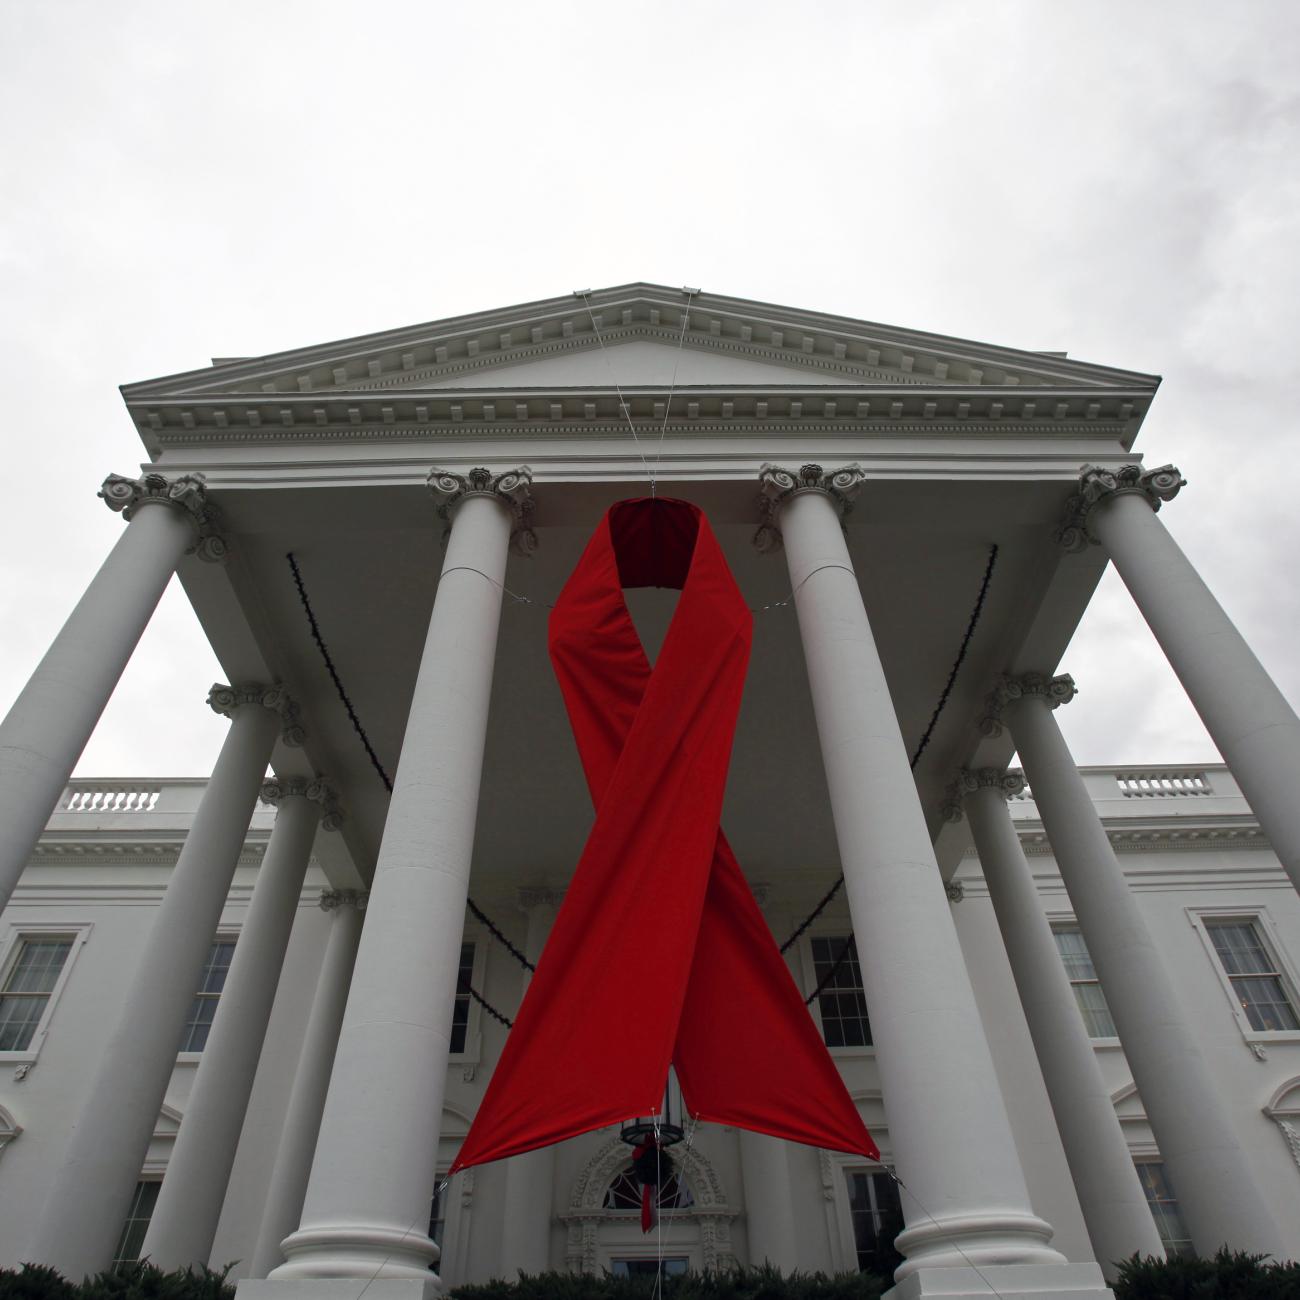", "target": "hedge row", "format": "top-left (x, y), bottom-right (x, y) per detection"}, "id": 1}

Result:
top-left (4, 1251), bottom-right (1300, 1300)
